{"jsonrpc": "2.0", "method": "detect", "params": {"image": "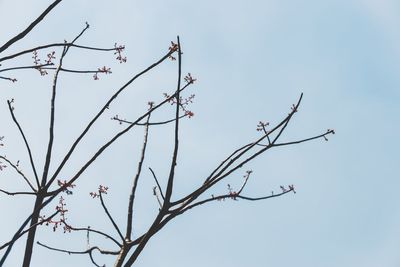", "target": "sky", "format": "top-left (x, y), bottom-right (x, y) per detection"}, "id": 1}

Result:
top-left (0, 0), bottom-right (399, 266)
